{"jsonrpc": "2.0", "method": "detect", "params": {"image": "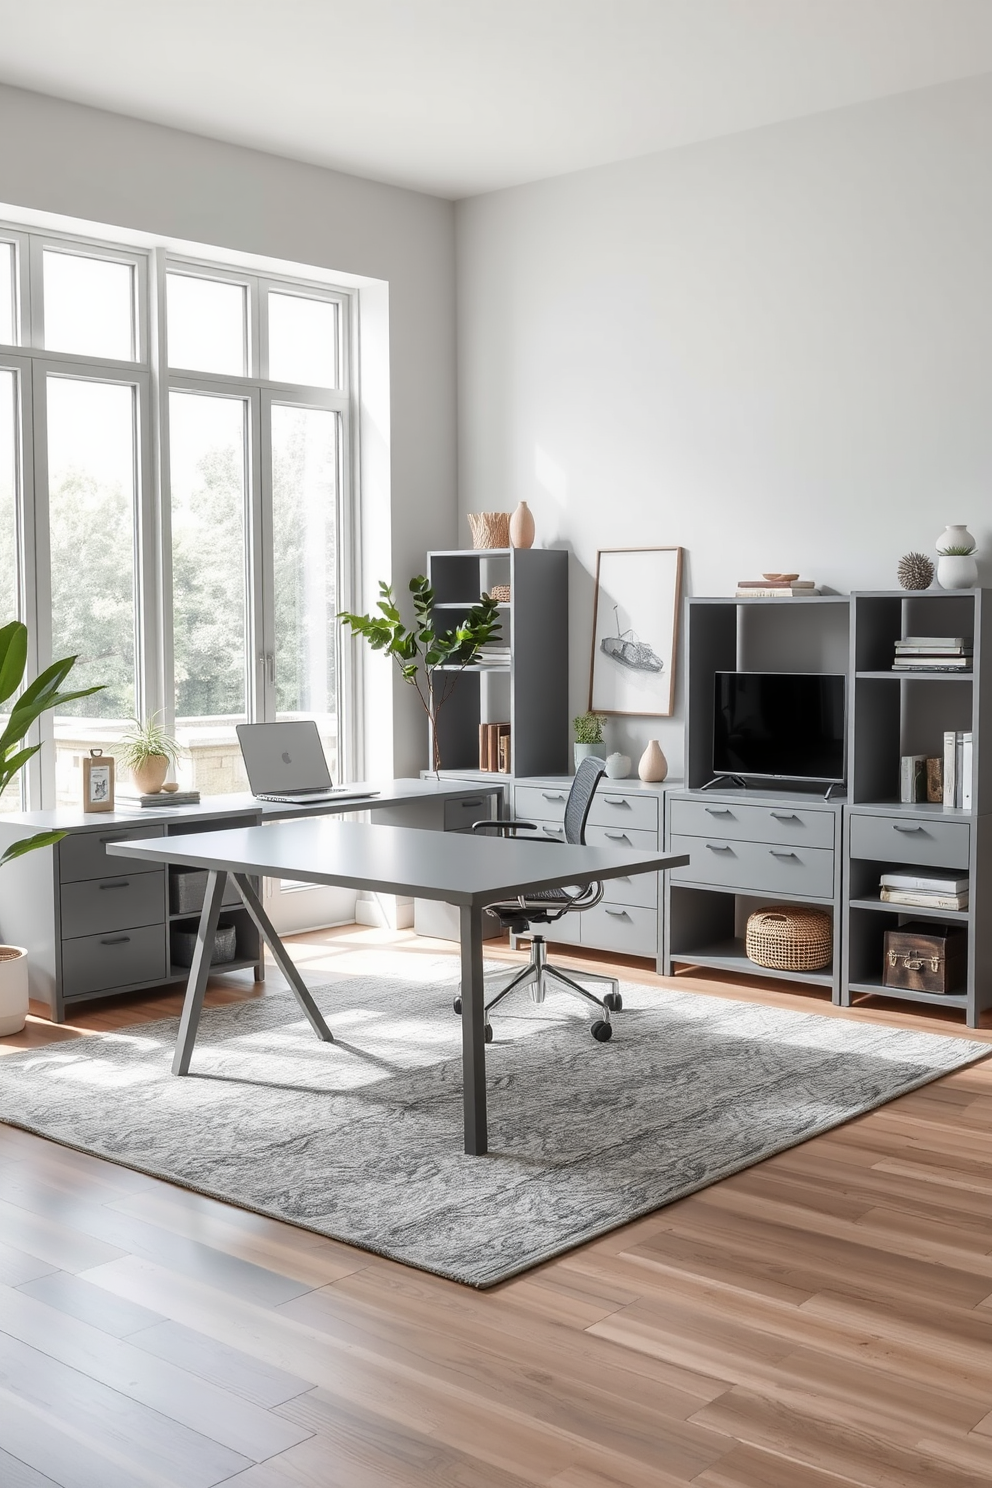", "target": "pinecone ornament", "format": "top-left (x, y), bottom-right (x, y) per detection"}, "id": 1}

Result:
top-left (897, 552), bottom-right (934, 591)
